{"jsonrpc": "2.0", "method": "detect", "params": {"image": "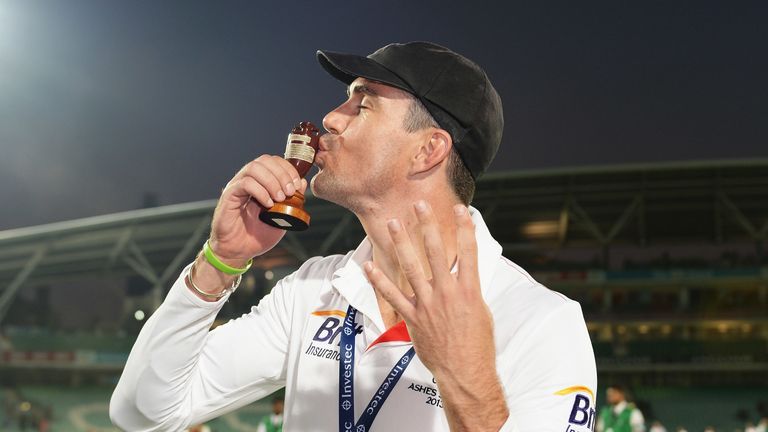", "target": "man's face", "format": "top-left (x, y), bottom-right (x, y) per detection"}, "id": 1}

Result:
top-left (606, 388), bottom-right (625, 405)
top-left (273, 399), bottom-right (284, 415)
top-left (311, 77), bottom-right (422, 212)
